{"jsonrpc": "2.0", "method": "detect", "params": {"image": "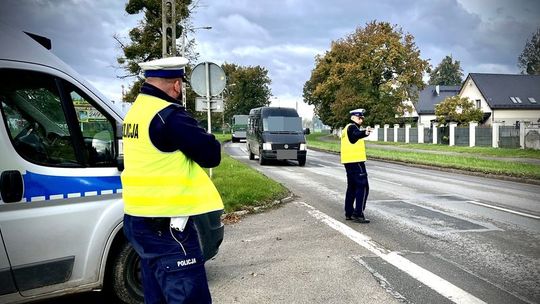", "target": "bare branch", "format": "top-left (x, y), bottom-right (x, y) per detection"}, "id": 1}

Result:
top-left (113, 34), bottom-right (126, 50)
